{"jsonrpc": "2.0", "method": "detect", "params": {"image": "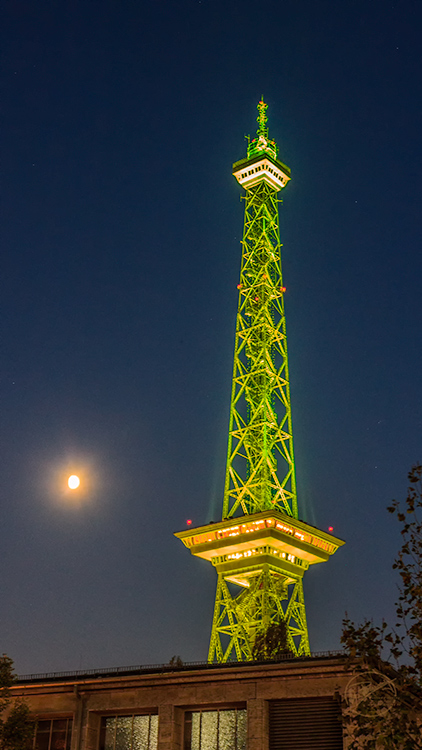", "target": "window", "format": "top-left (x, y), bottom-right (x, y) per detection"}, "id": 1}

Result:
top-left (31, 719), bottom-right (73, 750)
top-left (184, 709), bottom-right (246, 750)
top-left (100, 715), bottom-right (158, 750)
